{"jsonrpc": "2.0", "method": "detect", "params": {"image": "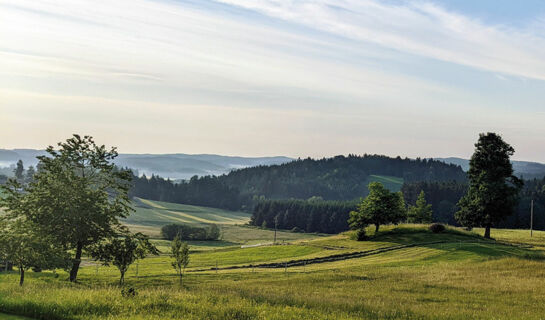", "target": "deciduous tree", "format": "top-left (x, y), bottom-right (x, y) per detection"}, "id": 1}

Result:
top-left (0, 180), bottom-right (69, 286)
top-left (90, 232), bottom-right (158, 285)
top-left (349, 182), bottom-right (406, 238)
top-left (170, 234), bottom-right (190, 285)
top-left (21, 134), bottom-right (133, 282)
